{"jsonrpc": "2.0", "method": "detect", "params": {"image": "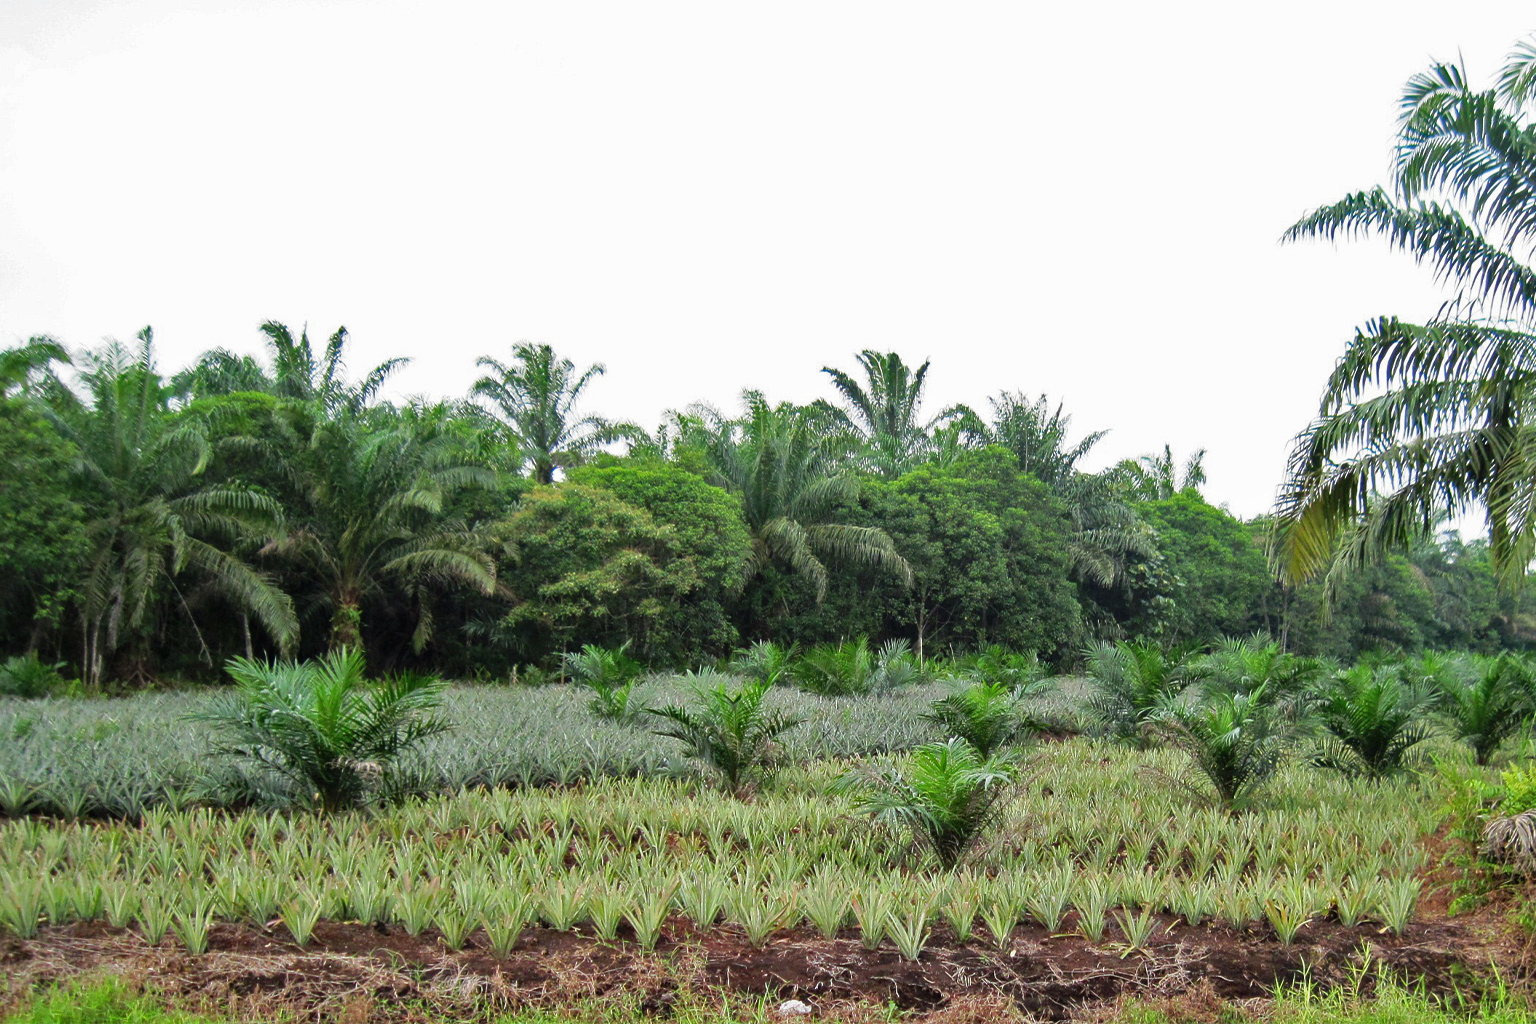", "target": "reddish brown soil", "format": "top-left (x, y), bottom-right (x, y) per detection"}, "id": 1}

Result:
top-left (0, 907), bottom-right (1522, 1023)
